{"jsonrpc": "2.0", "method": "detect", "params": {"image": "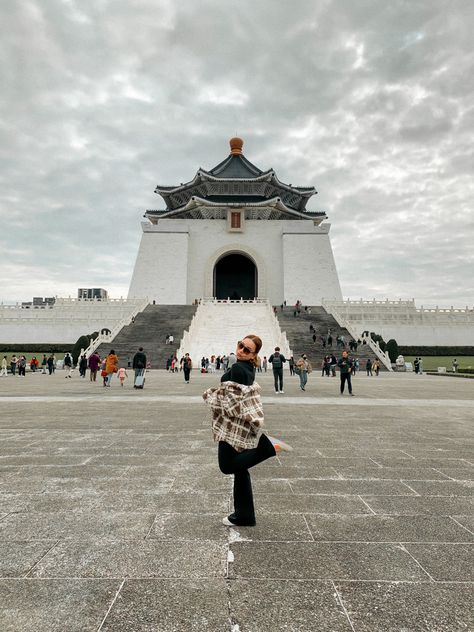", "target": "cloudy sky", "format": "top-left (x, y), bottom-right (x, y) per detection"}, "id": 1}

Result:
top-left (1, 0), bottom-right (473, 306)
